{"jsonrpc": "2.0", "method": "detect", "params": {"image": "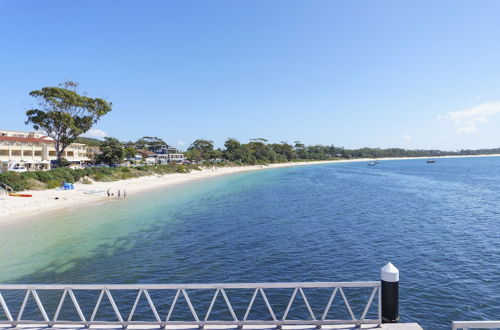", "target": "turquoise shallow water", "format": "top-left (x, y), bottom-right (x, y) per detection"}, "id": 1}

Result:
top-left (1, 157), bottom-right (500, 328)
